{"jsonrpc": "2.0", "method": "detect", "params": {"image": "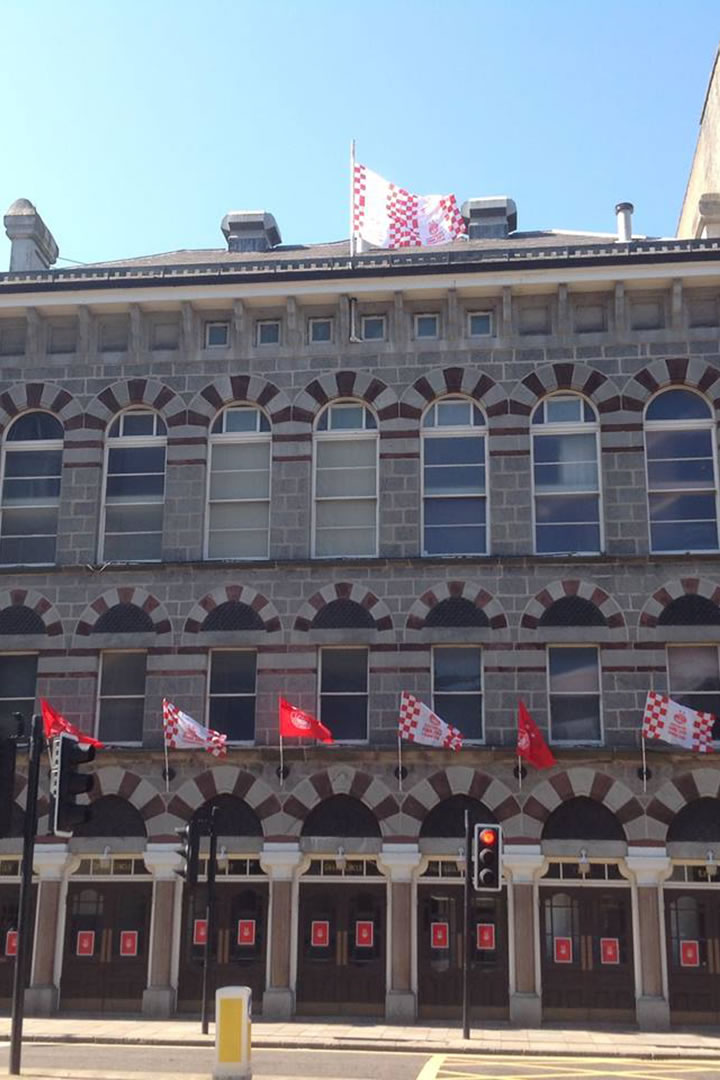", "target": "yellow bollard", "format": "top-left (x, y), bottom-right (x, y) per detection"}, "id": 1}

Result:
top-left (213, 985), bottom-right (252, 1079)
